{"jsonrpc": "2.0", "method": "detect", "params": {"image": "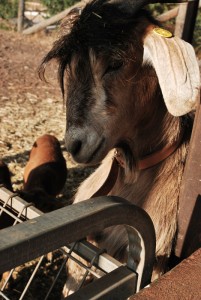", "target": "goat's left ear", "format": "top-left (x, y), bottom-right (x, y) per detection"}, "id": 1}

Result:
top-left (143, 29), bottom-right (200, 116)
